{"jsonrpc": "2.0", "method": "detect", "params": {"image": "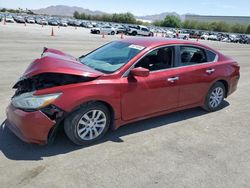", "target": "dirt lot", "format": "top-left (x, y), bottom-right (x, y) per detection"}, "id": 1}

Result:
top-left (0, 23), bottom-right (249, 188)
